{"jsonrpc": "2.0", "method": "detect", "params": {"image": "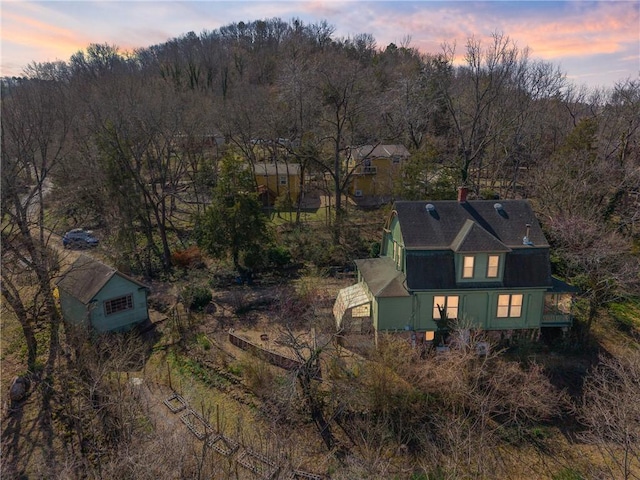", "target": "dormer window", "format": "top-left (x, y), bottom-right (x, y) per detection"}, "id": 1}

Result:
top-left (487, 255), bottom-right (500, 278)
top-left (462, 255), bottom-right (475, 278)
